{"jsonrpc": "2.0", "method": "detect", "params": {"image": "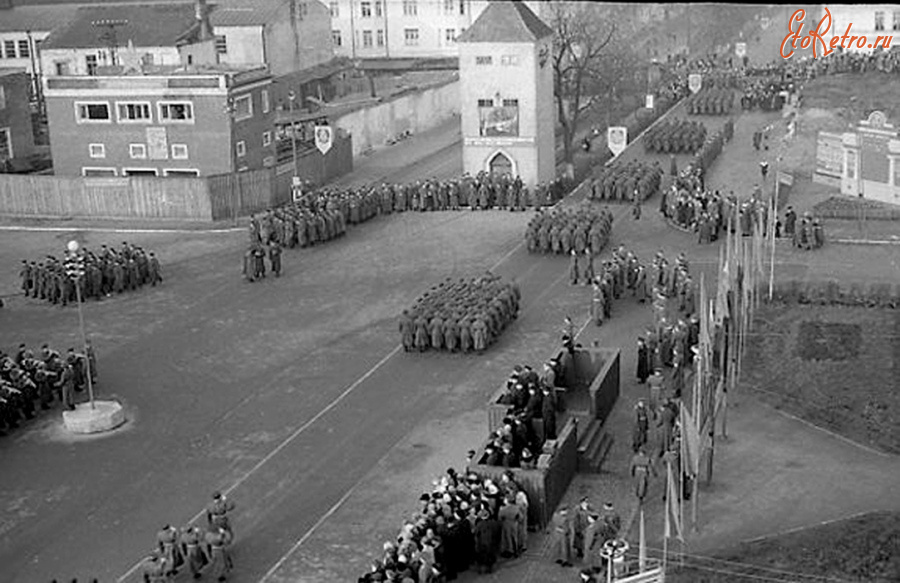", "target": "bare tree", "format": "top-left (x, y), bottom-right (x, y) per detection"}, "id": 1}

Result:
top-left (547, 2), bottom-right (641, 177)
